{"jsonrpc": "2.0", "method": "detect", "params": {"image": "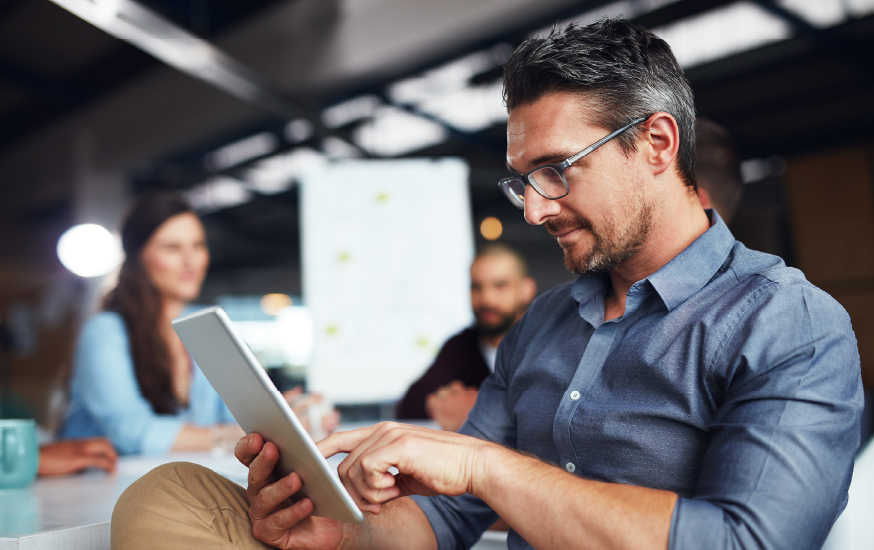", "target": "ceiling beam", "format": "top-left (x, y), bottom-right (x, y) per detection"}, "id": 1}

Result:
top-left (0, 0), bottom-right (26, 27)
top-left (752, 0), bottom-right (874, 82)
top-left (46, 0), bottom-right (367, 157)
top-left (47, 0), bottom-right (300, 120)
top-left (633, 0), bottom-right (739, 29)
top-left (0, 45), bottom-right (157, 151)
top-left (0, 58), bottom-right (88, 105)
